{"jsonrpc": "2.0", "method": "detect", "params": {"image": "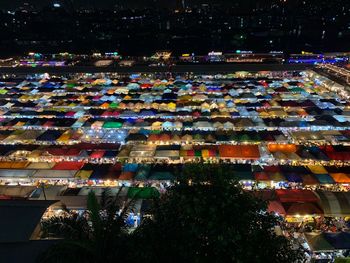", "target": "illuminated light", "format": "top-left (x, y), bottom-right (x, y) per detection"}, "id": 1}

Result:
top-left (208, 51), bottom-right (222, 56)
